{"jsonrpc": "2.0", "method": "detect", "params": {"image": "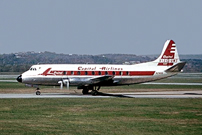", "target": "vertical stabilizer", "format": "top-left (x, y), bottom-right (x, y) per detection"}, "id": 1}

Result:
top-left (155, 40), bottom-right (180, 66)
